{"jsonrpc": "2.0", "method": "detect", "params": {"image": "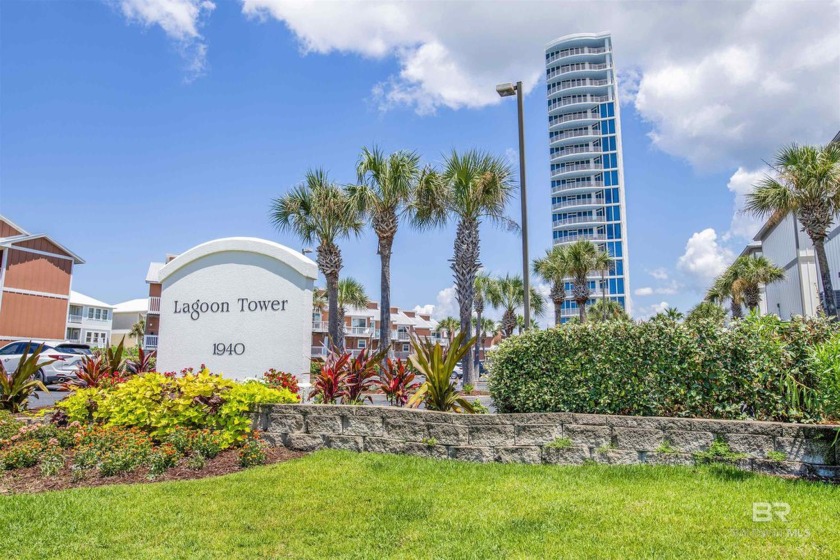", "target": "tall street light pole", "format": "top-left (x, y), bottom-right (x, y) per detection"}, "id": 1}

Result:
top-left (496, 81), bottom-right (530, 329)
